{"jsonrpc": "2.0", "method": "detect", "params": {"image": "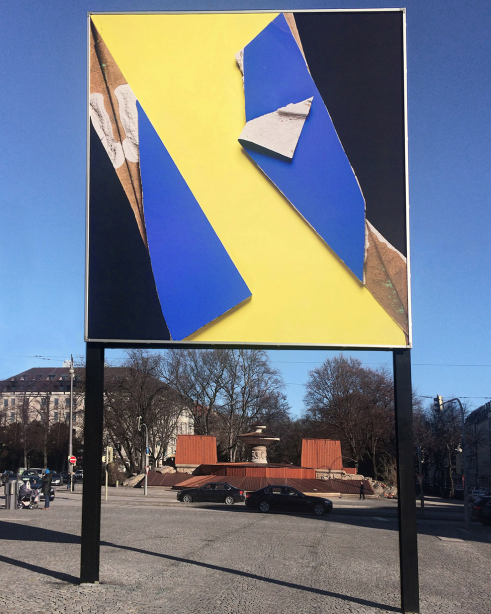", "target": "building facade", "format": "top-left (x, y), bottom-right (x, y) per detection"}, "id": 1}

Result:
top-left (465, 402), bottom-right (491, 489)
top-left (1, 364), bottom-right (194, 470)
top-left (0, 366), bottom-right (84, 434)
